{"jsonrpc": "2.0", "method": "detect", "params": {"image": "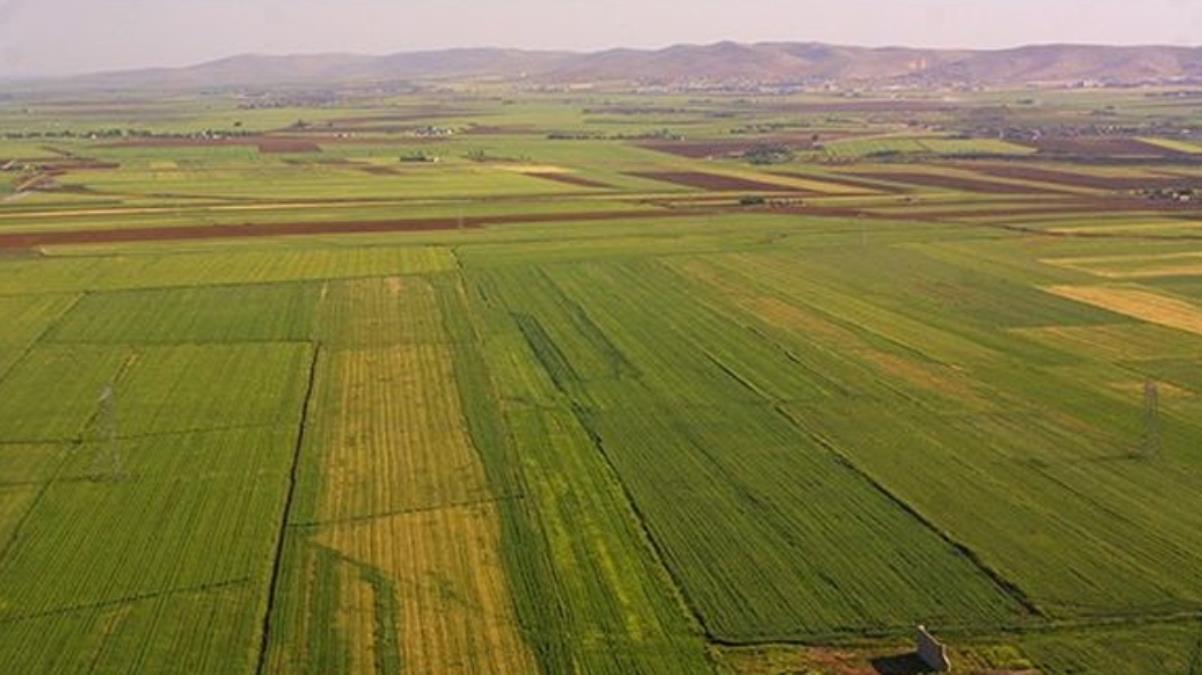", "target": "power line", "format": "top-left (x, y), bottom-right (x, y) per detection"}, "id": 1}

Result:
top-left (93, 382), bottom-right (126, 482)
top-left (1143, 379), bottom-right (1161, 459)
